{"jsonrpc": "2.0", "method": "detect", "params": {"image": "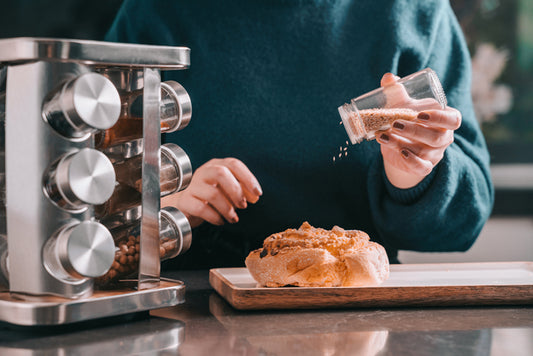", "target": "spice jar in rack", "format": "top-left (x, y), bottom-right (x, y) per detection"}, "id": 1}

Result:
top-left (42, 73), bottom-right (121, 141)
top-left (338, 68), bottom-right (447, 144)
top-left (95, 81), bottom-right (191, 149)
top-left (114, 143), bottom-right (192, 195)
top-left (95, 143), bottom-right (192, 218)
top-left (96, 206), bottom-right (192, 287)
